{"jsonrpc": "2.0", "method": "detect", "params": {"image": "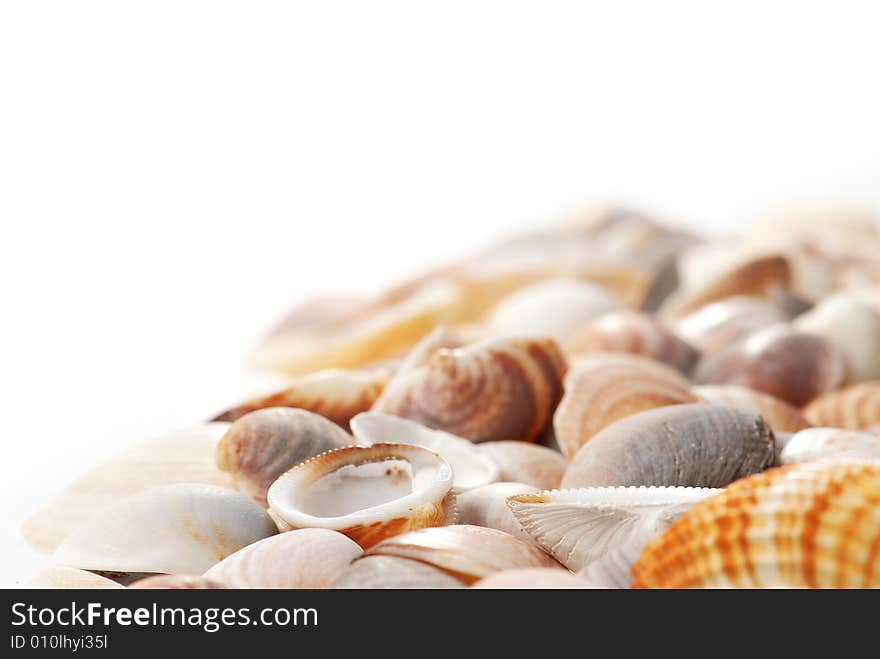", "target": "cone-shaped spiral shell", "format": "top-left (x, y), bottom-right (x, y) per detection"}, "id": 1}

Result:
top-left (267, 443), bottom-right (455, 549)
top-left (778, 428), bottom-right (880, 465)
top-left (203, 528), bottom-right (362, 588)
top-left (803, 381), bottom-right (880, 430)
top-left (372, 336), bottom-right (567, 444)
top-left (365, 524), bottom-right (559, 584)
top-left (53, 484), bottom-right (277, 576)
top-left (129, 575), bottom-right (227, 589)
top-left (476, 441), bottom-right (566, 490)
top-left (472, 568), bottom-right (598, 589)
top-left (456, 482), bottom-right (538, 542)
top-left (27, 567), bottom-right (125, 589)
top-left (564, 310), bottom-right (700, 374)
top-left (631, 460), bottom-right (880, 588)
top-left (507, 487), bottom-right (719, 578)
top-left (554, 354), bottom-right (699, 459)
top-left (212, 368), bottom-right (389, 427)
top-left (215, 408), bottom-right (357, 506)
top-left (692, 385), bottom-right (811, 434)
top-left (350, 413), bottom-right (499, 491)
top-left (333, 555), bottom-right (466, 589)
top-left (692, 324), bottom-right (844, 407)
top-left (562, 404), bottom-right (776, 489)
